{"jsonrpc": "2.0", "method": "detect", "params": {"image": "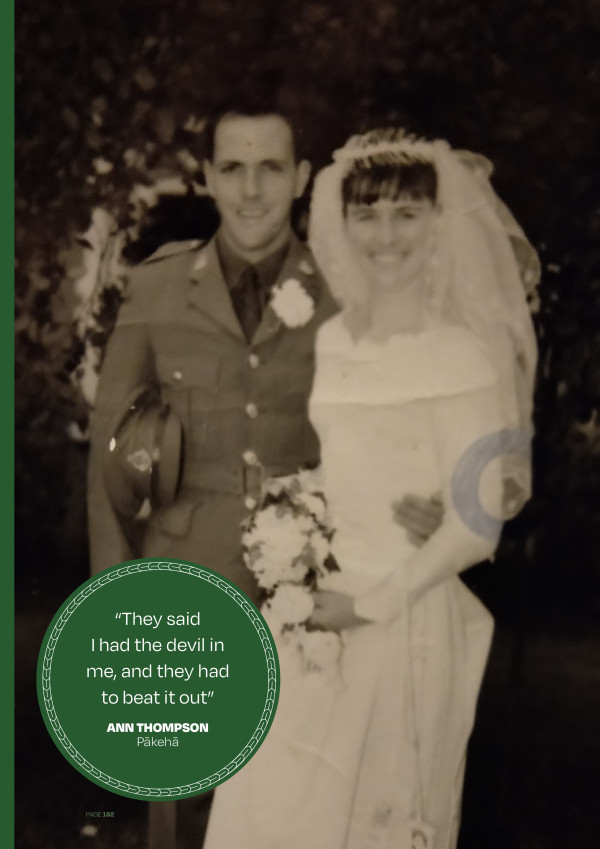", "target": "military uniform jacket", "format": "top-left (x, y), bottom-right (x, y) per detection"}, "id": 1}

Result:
top-left (88, 233), bottom-right (338, 600)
